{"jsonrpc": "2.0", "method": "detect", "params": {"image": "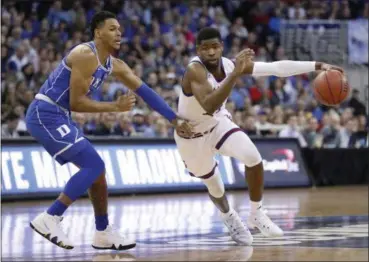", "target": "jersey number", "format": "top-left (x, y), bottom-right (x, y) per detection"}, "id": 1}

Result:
top-left (91, 77), bottom-right (102, 88)
top-left (57, 124), bottom-right (71, 138)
